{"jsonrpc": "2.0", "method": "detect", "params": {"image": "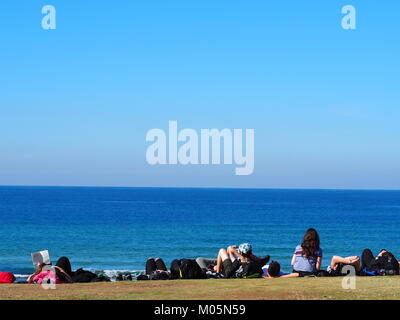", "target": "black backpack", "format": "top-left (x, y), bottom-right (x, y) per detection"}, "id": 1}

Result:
top-left (236, 261), bottom-right (263, 278)
top-left (170, 259), bottom-right (206, 280)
